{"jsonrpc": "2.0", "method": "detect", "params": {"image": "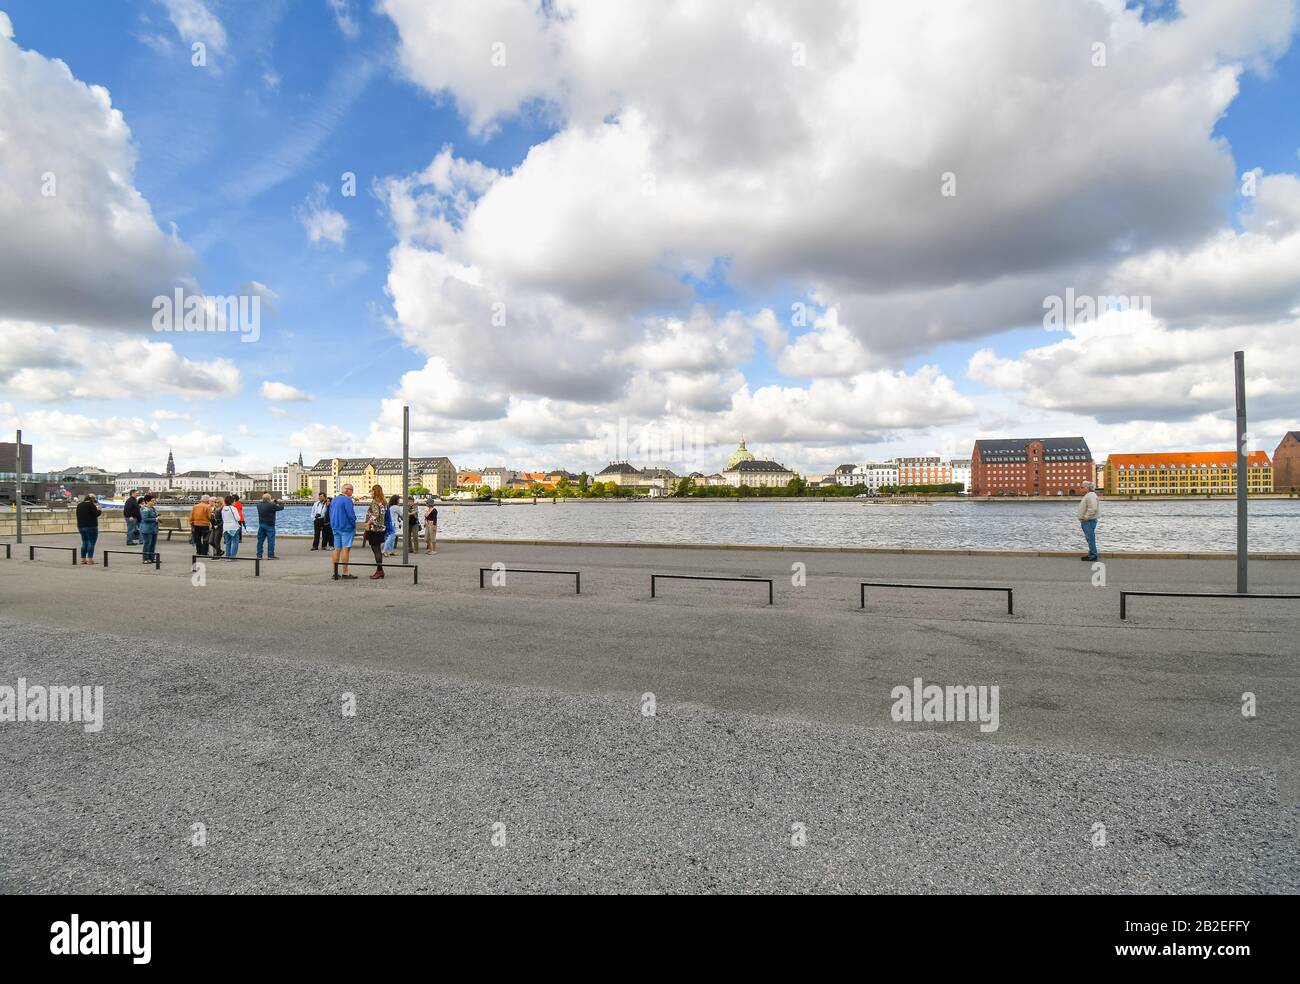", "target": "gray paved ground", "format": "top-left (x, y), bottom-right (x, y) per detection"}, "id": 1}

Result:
top-left (1, 534), bottom-right (1297, 892)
